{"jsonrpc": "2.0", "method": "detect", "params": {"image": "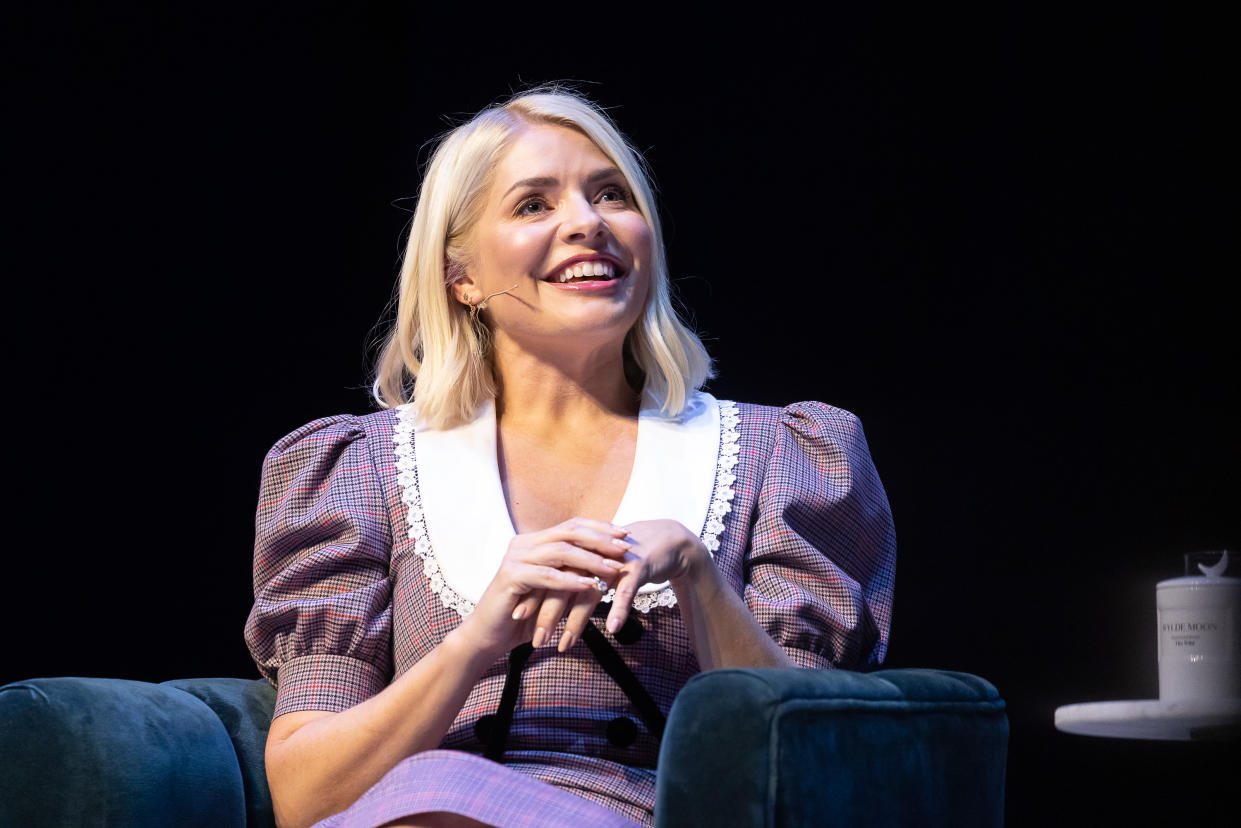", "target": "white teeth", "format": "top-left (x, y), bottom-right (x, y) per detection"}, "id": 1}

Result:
top-left (552, 260), bottom-right (616, 282)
